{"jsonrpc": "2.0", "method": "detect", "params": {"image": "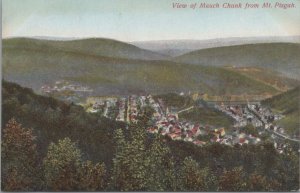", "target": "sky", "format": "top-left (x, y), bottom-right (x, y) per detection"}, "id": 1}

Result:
top-left (2, 0), bottom-right (300, 41)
